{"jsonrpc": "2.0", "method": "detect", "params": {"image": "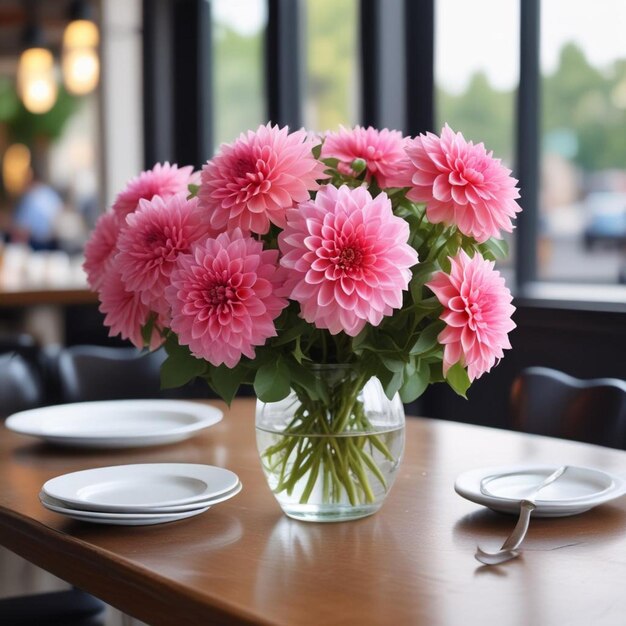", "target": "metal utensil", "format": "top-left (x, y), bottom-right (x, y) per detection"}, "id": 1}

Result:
top-left (475, 465), bottom-right (567, 566)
